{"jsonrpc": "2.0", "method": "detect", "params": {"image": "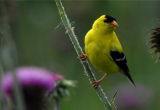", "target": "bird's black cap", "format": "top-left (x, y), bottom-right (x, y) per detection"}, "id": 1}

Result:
top-left (104, 15), bottom-right (117, 23)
